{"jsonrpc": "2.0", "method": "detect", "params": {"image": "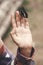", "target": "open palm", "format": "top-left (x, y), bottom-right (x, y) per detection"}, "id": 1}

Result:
top-left (10, 13), bottom-right (33, 48)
